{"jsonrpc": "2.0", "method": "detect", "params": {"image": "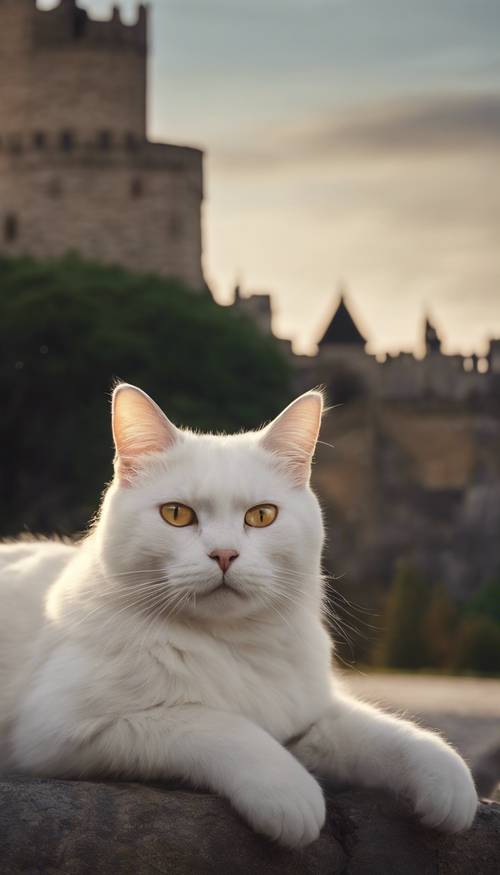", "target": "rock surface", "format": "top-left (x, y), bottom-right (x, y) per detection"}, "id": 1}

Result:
top-left (0, 779), bottom-right (499, 874)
